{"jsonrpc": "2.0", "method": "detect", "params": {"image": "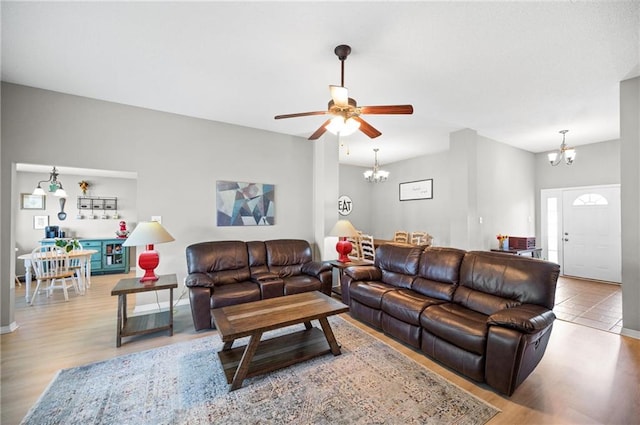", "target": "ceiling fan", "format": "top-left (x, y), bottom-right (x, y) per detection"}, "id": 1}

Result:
top-left (274, 44), bottom-right (414, 140)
